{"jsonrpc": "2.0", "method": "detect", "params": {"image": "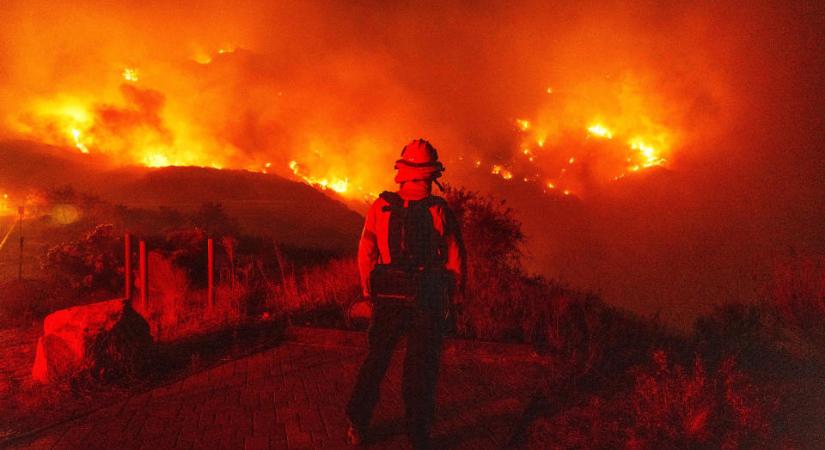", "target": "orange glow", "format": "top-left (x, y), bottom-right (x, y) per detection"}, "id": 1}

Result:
top-left (122, 68), bottom-right (139, 82)
top-left (71, 128), bottom-right (90, 154)
top-left (0, 3), bottom-right (702, 203)
top-left (289, 160), bottom-right (350, 194)
top-left (629, 138), bottom-right (666, 168)
top-left (507, 75), bottom-right (680, 196)
top-left (0, 193), bottom-right (11, 217)
top-left (491, 164), bottom-right (514, 180)
top-left (587, 123), bottom-right (614, 139)
top-left (144, 153), bottom-right (171, 167)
